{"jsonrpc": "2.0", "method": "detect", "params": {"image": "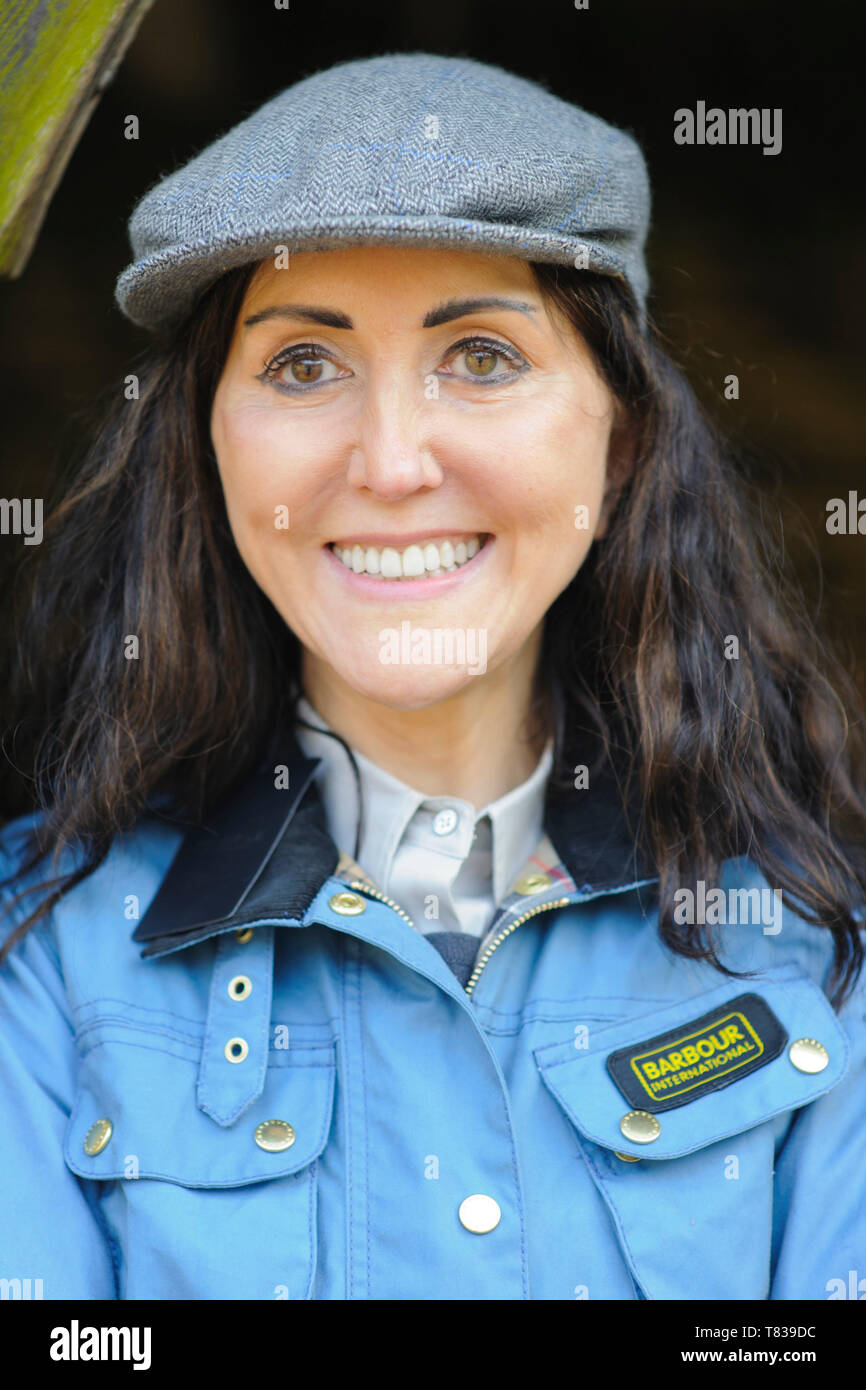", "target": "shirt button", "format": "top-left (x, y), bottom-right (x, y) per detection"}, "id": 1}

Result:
top-left (458, 1194), bottom-right (501, 1233)
top-left (788, 1037), bottom-right (829, 1073)
top-left (513, 872), bottom-right (552, 894)
top-left (254, 1119), bottom-right (296, 1152)
top-left (433, 808), bottom-right (459, 836)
